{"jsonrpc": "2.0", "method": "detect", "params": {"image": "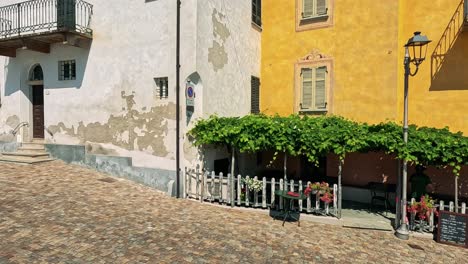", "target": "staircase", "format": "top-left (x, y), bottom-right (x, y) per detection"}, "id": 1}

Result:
top-left (0, 138), bottom-right (54, 164)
